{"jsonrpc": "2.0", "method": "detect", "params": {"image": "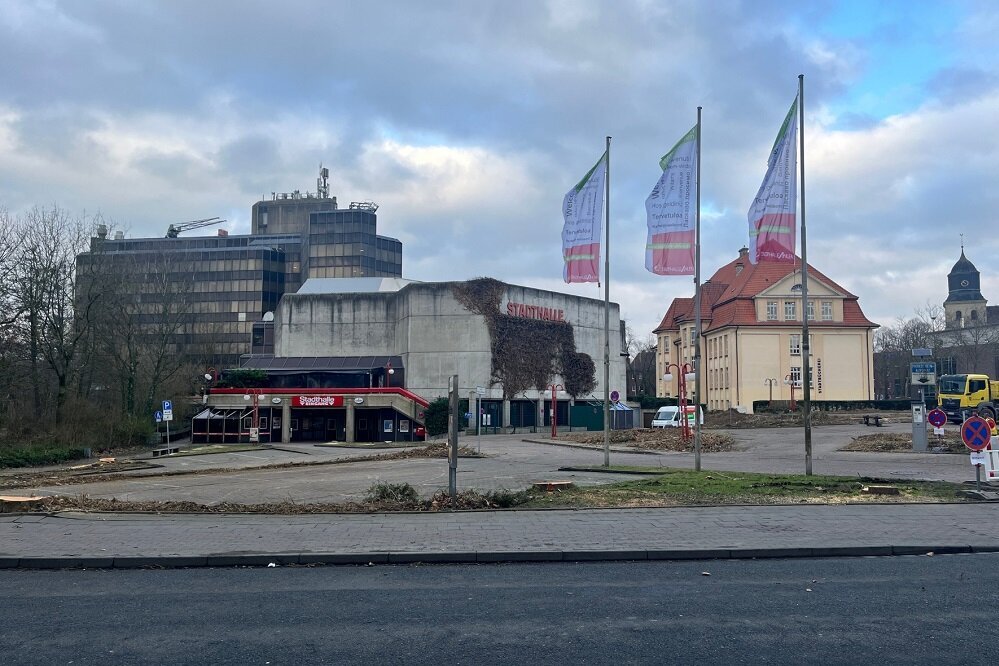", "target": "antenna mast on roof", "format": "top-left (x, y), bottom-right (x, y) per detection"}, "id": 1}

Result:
top-left (317, 164), bottom-right (330, 199)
